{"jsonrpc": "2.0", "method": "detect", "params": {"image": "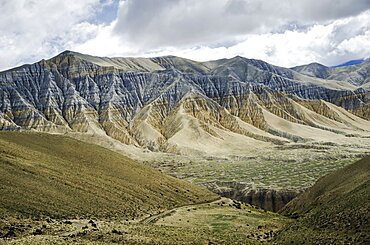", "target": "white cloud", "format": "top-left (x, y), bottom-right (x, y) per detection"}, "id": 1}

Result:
top-left (72, 21), bottom-right (139, 57)
top-left (0, 0), bottom-right (369, 70)
top-left (113, 0), bottom-right (370, 50)
top-left (0, 0), bottom-right (104, 70)
top-left (122, 10), bottom-right (370, 67)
